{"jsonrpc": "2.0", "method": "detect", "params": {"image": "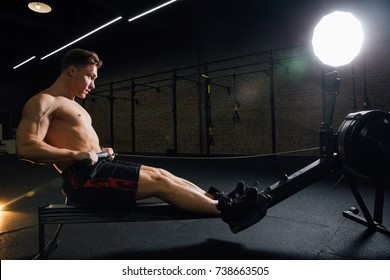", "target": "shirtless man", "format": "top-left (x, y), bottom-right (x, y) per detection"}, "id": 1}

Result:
top-left (16, 49), bottom-right (269, 233)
